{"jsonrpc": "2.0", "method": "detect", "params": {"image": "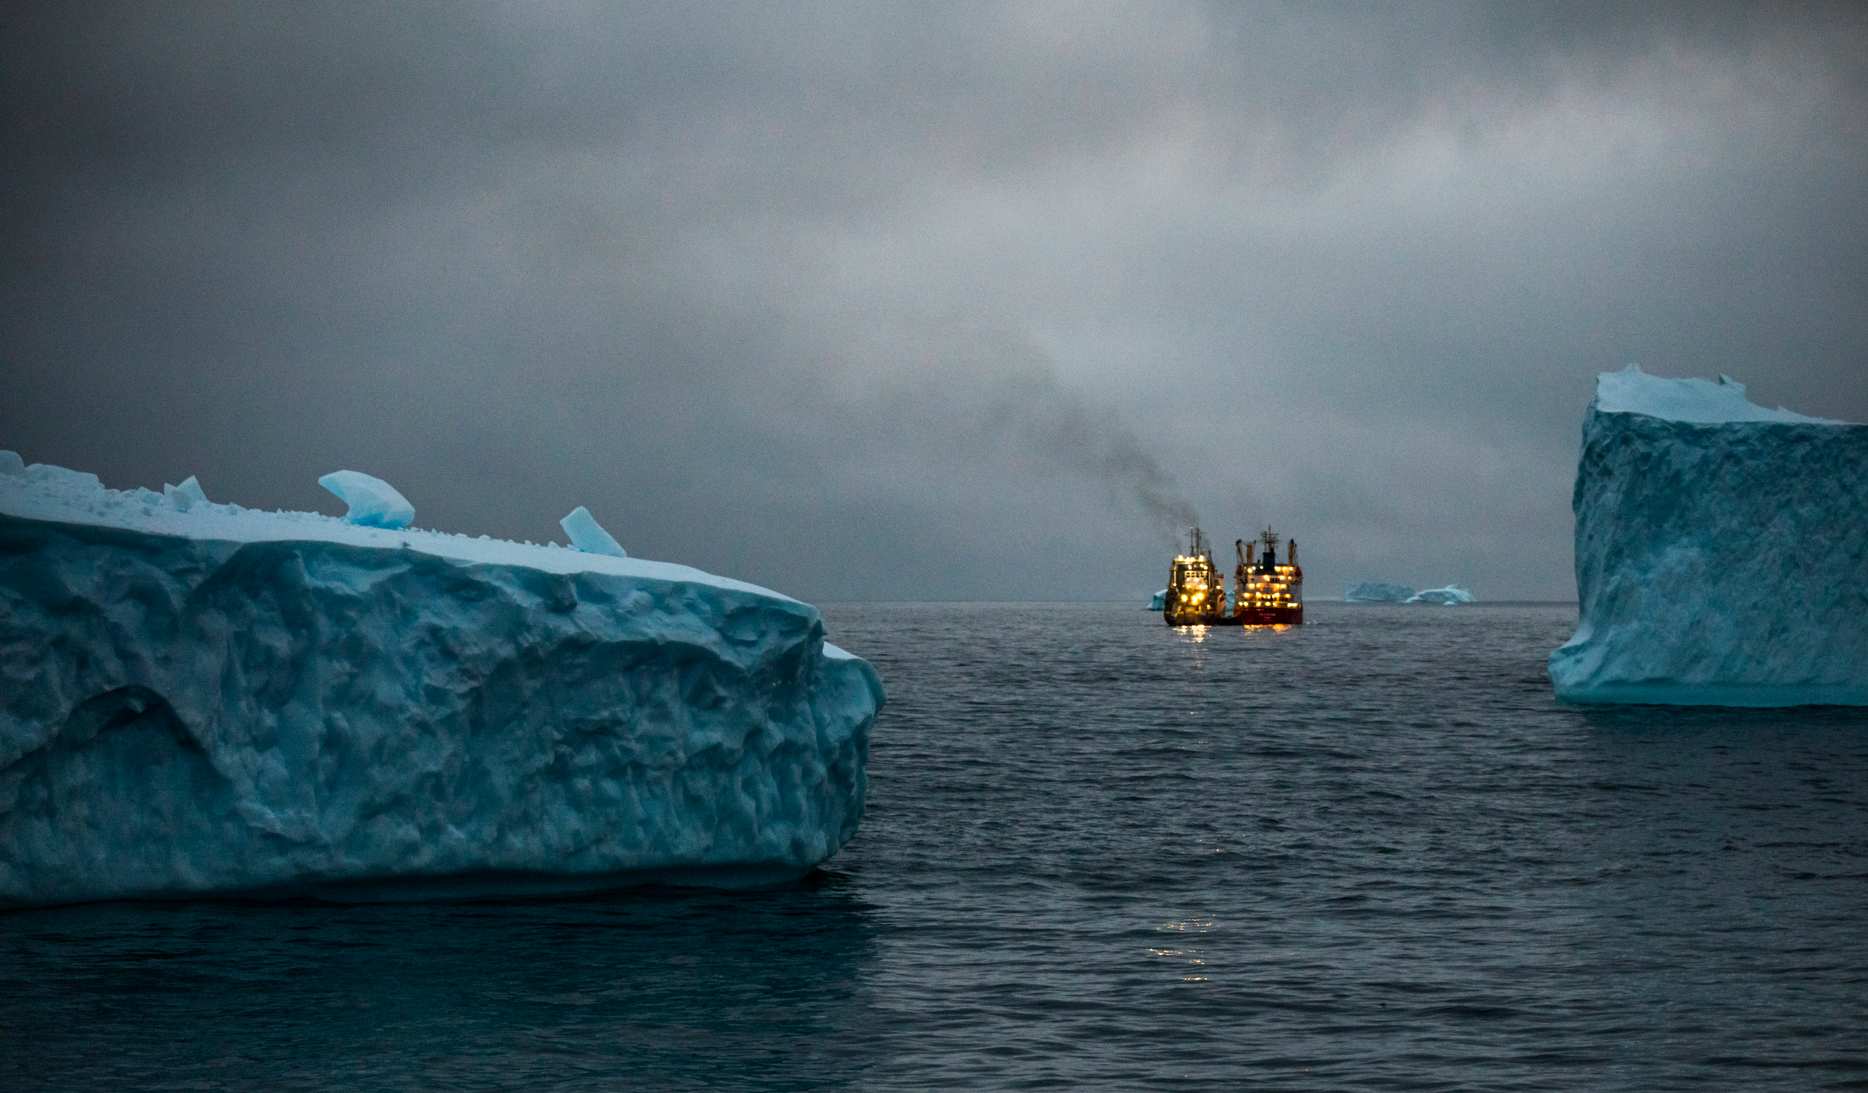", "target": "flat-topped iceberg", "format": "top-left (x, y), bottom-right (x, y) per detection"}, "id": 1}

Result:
top-left (0, 455), bottom-right (882, 907)
top-left (1549, 365), bottom-right (1868, 706)
top-left (1345, 582), bottom-right (1414, 603)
